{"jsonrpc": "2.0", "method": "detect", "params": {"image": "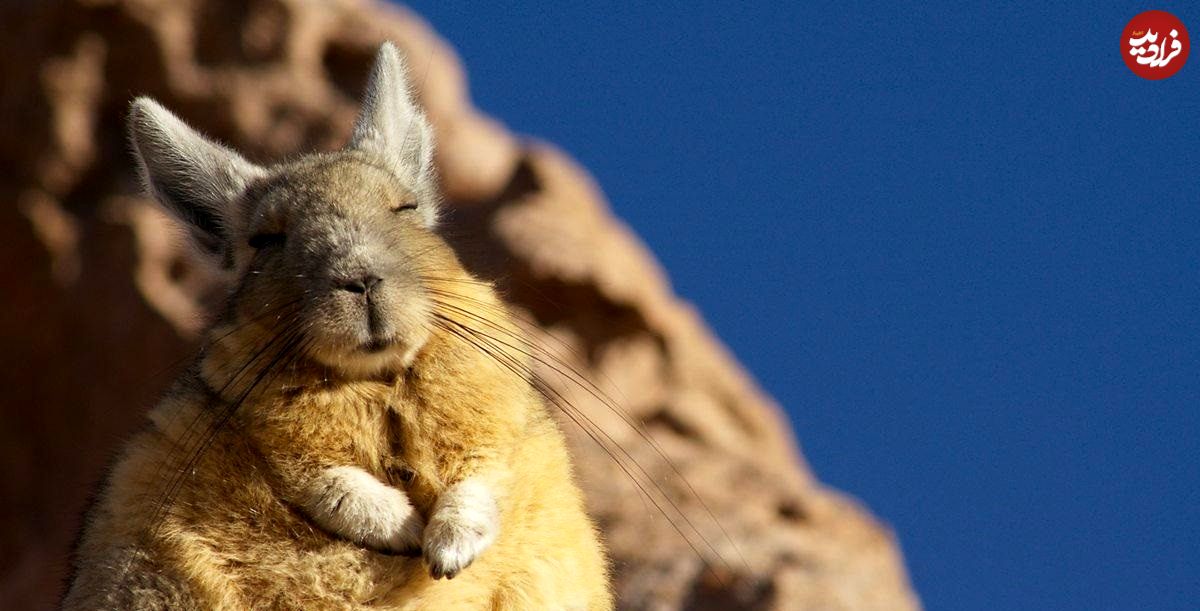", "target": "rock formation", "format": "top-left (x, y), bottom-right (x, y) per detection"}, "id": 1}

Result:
top-left (0, 1), bottom-right (919, 609)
